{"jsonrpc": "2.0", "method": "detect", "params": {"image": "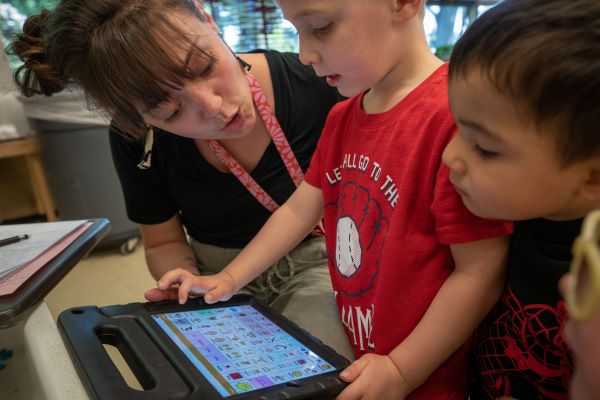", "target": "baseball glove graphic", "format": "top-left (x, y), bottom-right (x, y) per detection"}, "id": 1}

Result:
top-left (326, 181), bottom-right (389, 298)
